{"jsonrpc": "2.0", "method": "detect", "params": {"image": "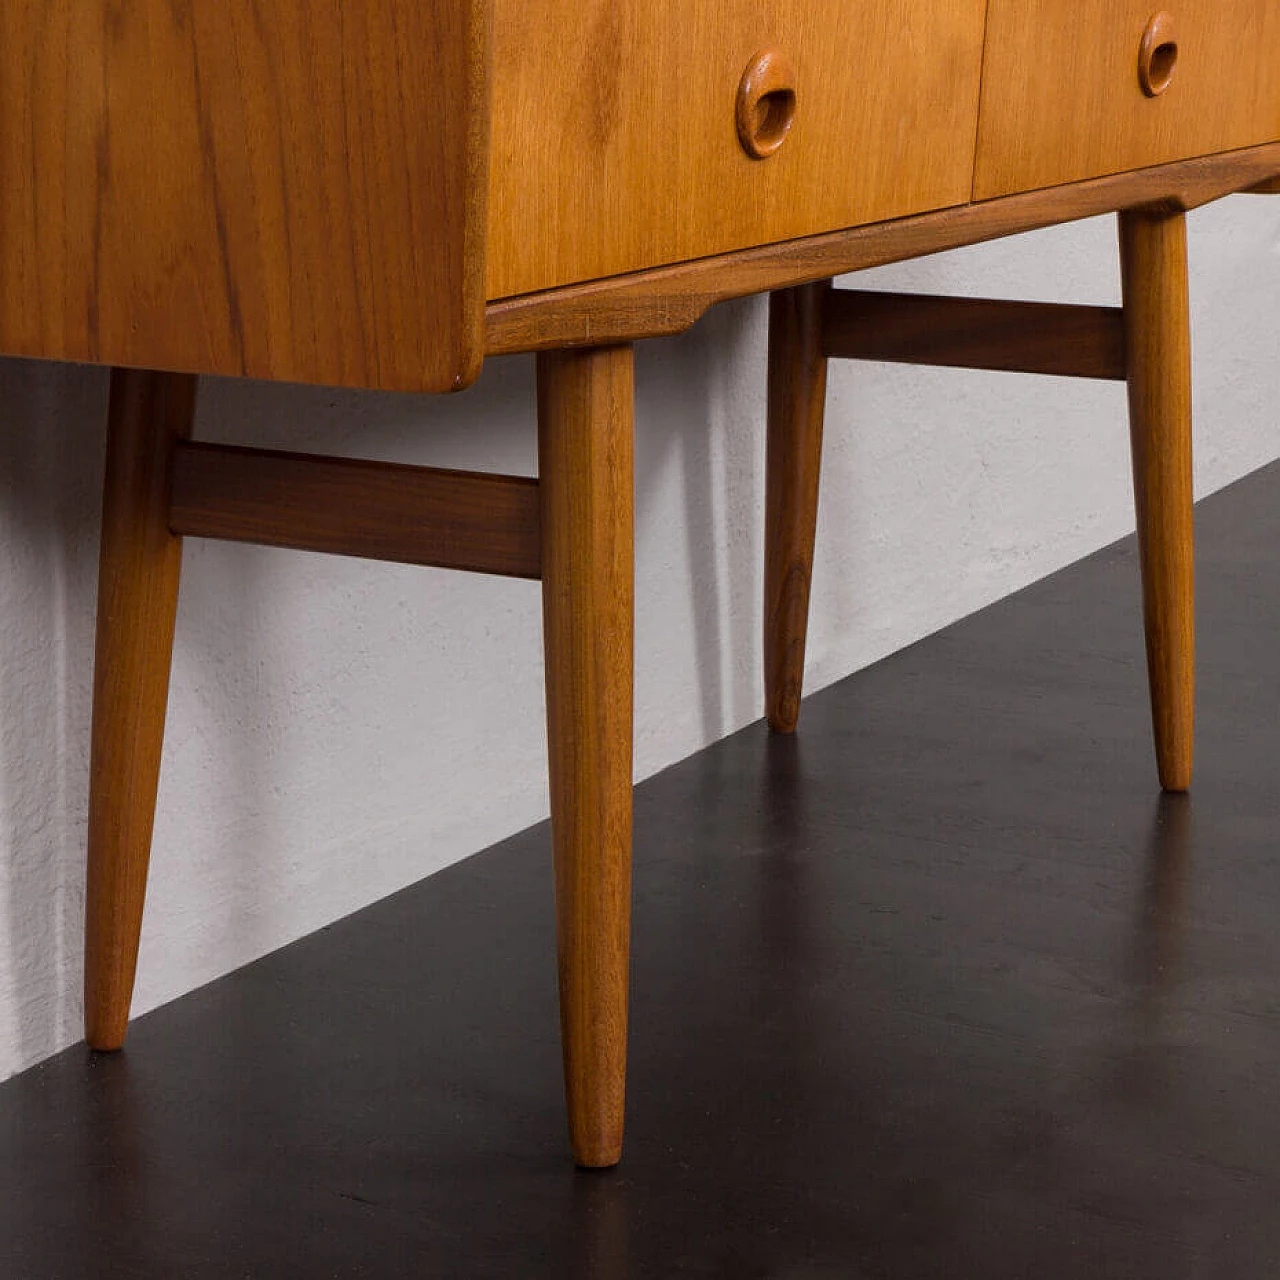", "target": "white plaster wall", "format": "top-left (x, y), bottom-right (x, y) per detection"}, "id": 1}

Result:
top-left (1, 201), bottom-right (1278, 1080)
